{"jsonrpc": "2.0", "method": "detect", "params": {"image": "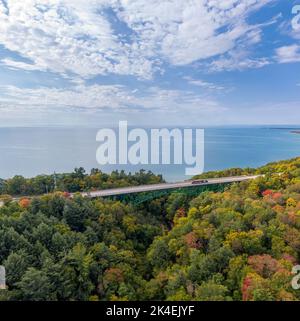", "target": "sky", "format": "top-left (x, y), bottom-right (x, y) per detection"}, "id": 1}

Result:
top-left (0, 0), bottom-right (300, 127)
